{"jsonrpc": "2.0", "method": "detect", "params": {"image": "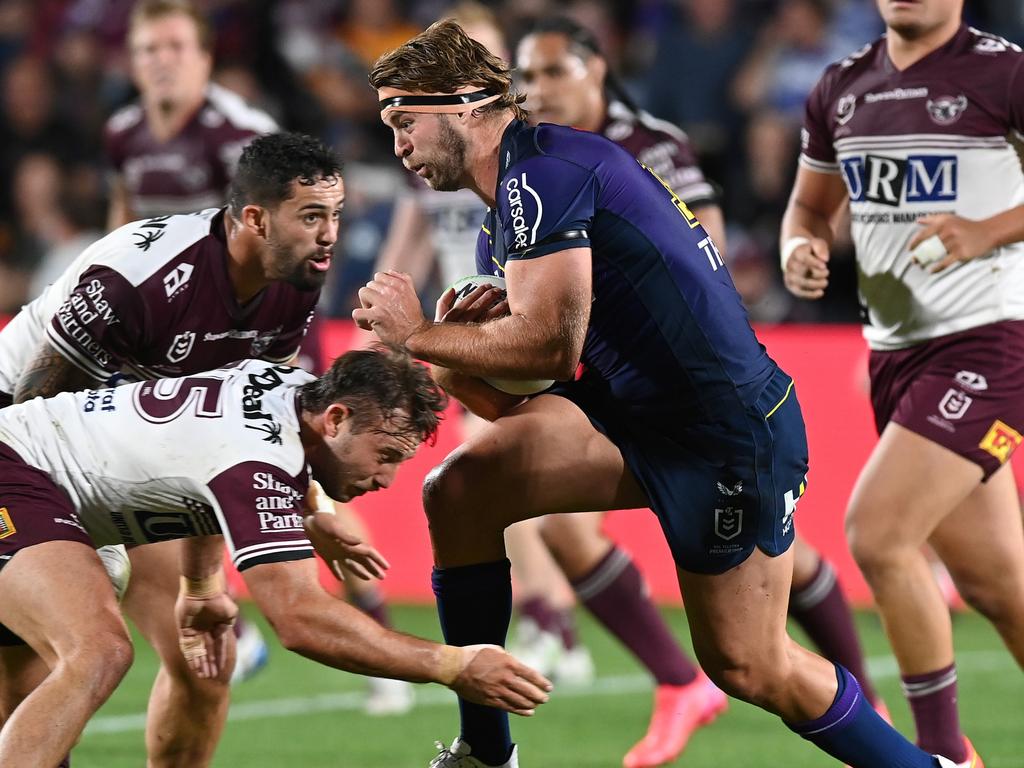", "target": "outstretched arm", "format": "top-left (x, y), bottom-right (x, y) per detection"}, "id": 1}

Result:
top-left (245, 558), bottom-right (552, 715)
